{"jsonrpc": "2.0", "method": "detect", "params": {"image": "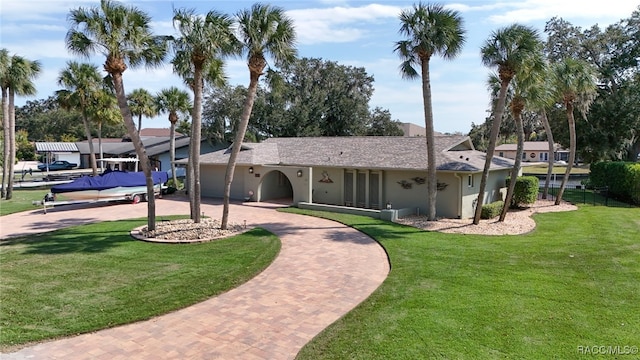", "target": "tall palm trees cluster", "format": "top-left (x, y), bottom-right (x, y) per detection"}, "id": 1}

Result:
top-left (396, 3), bottom-right (596, 225)
top-left (471, 25), bottom-right (596, 224)
top-left (1, 49), bottom-right (41, 200)
top-left (61, 0), bottom-right (296, 231)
